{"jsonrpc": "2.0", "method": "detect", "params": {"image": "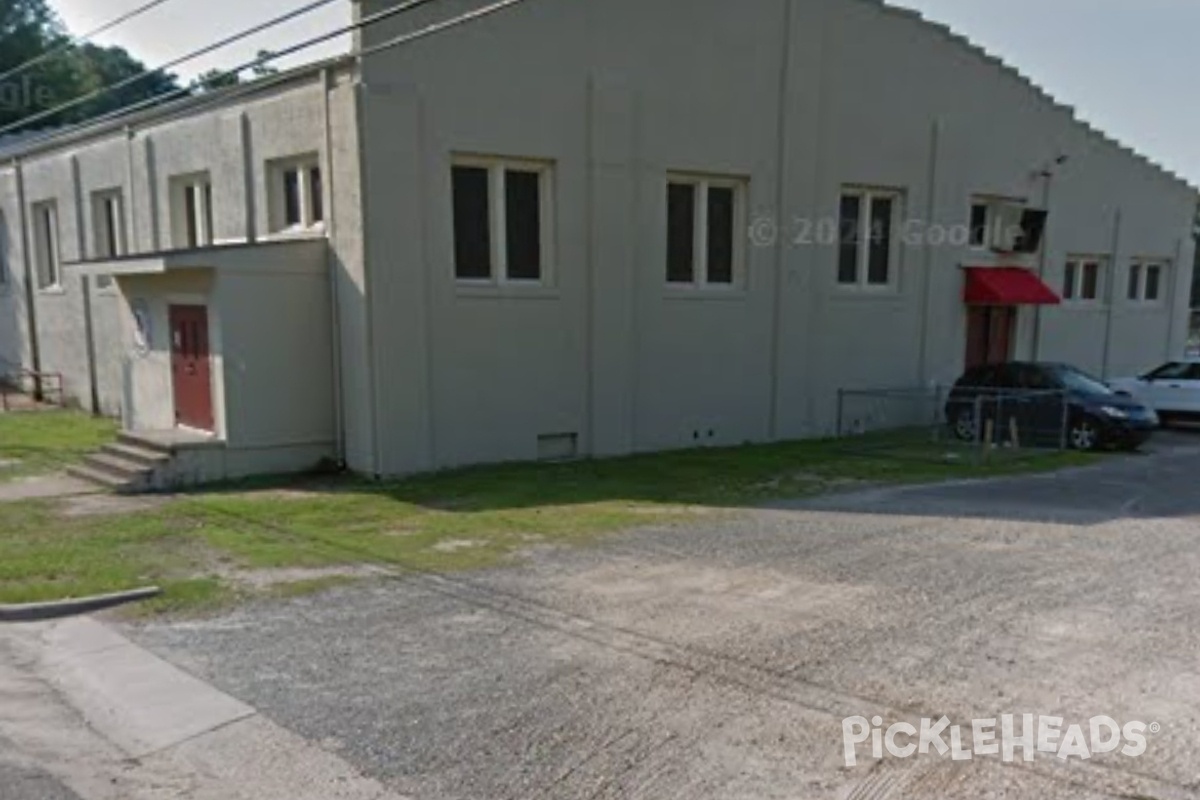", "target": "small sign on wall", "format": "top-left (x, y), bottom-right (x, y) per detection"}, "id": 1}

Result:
top-left (131, 299), bottom-right (151, 358)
